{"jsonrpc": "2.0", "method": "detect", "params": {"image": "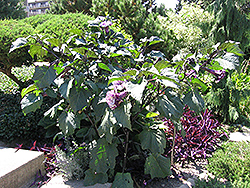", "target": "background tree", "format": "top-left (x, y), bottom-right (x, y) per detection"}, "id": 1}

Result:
top-left (47, 0), bottom-right (92, 15)
top-left (0, 0), bottom-right (26, 19)
top-left (91, 0), bottom-right (178, 59)
top-left (207, 0), bottom-right (250, 54)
